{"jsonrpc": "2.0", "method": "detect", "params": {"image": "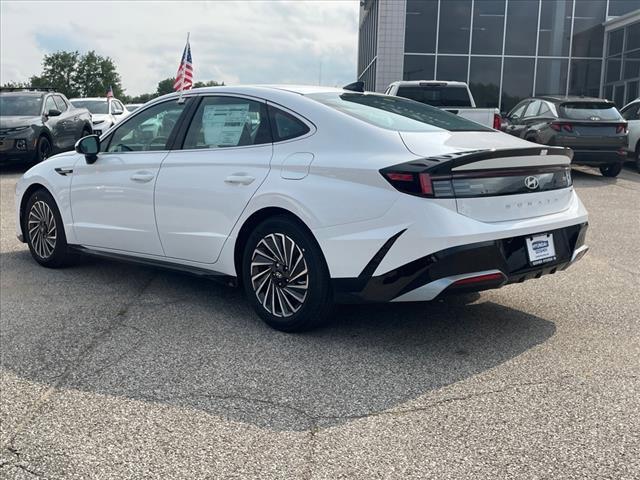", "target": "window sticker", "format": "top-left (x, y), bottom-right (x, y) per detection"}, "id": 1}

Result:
top-left (202, 103), bottom-right (250, 146)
